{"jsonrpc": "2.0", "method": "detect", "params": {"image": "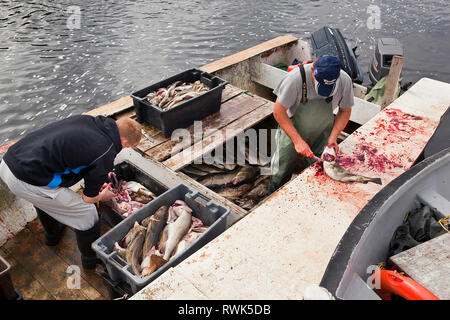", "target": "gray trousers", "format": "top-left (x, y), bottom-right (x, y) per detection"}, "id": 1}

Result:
top-left (0, 161), bottom-right (98, 231)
